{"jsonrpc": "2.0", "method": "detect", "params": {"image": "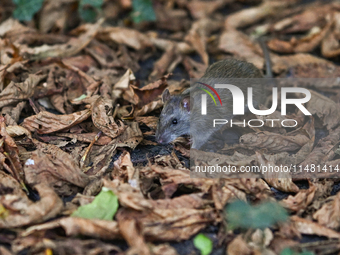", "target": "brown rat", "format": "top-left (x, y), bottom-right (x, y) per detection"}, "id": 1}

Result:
top-left (156, 49), bottom-right (271, 149)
